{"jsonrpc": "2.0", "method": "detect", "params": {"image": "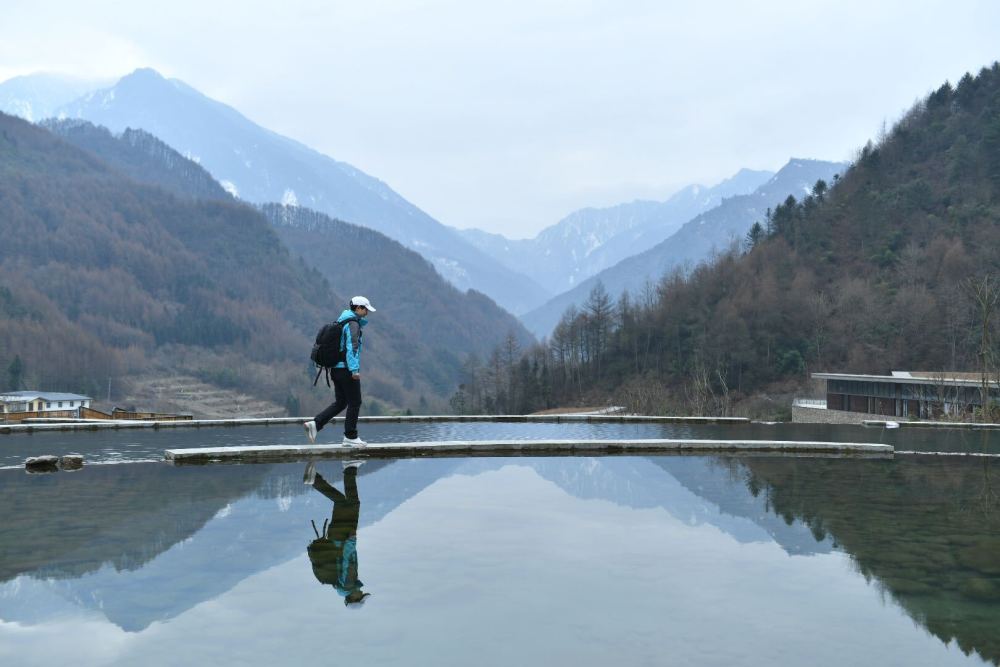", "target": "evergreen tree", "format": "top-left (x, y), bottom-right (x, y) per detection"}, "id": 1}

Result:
top-left (745, 222), bottom-right (765, 251)
top-left (7, 356), bottom-right (23, 391)
top-left (283, 393), bottom-right (301, 417)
